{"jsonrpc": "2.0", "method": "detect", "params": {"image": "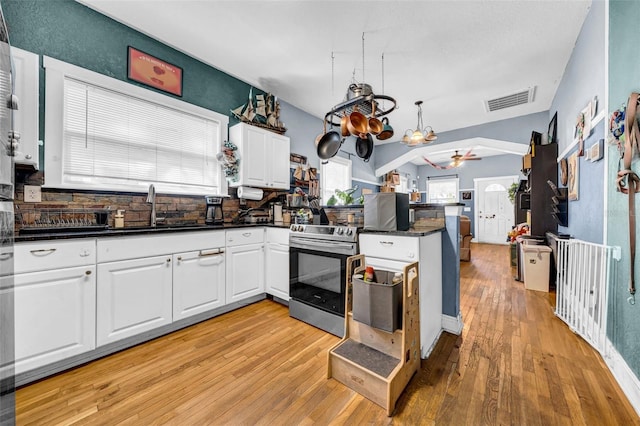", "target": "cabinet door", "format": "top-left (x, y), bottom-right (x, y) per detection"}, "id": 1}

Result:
top-left (11, 47), bottom-right (40, 169)
top-left (12, 266), bottom-right (96, 374)
top-left (97, 255), bottom-right (172, 346)
top-left (225, 243), bottom-right (265, 303)
top-left (268, 133), bottom-right (291, 189)
top-left (265, 242), bottom-right (289, 300)
top-left (173, 249), bottom-right (226, 320)
top-left (241, 125), bottom-right (269, 187)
